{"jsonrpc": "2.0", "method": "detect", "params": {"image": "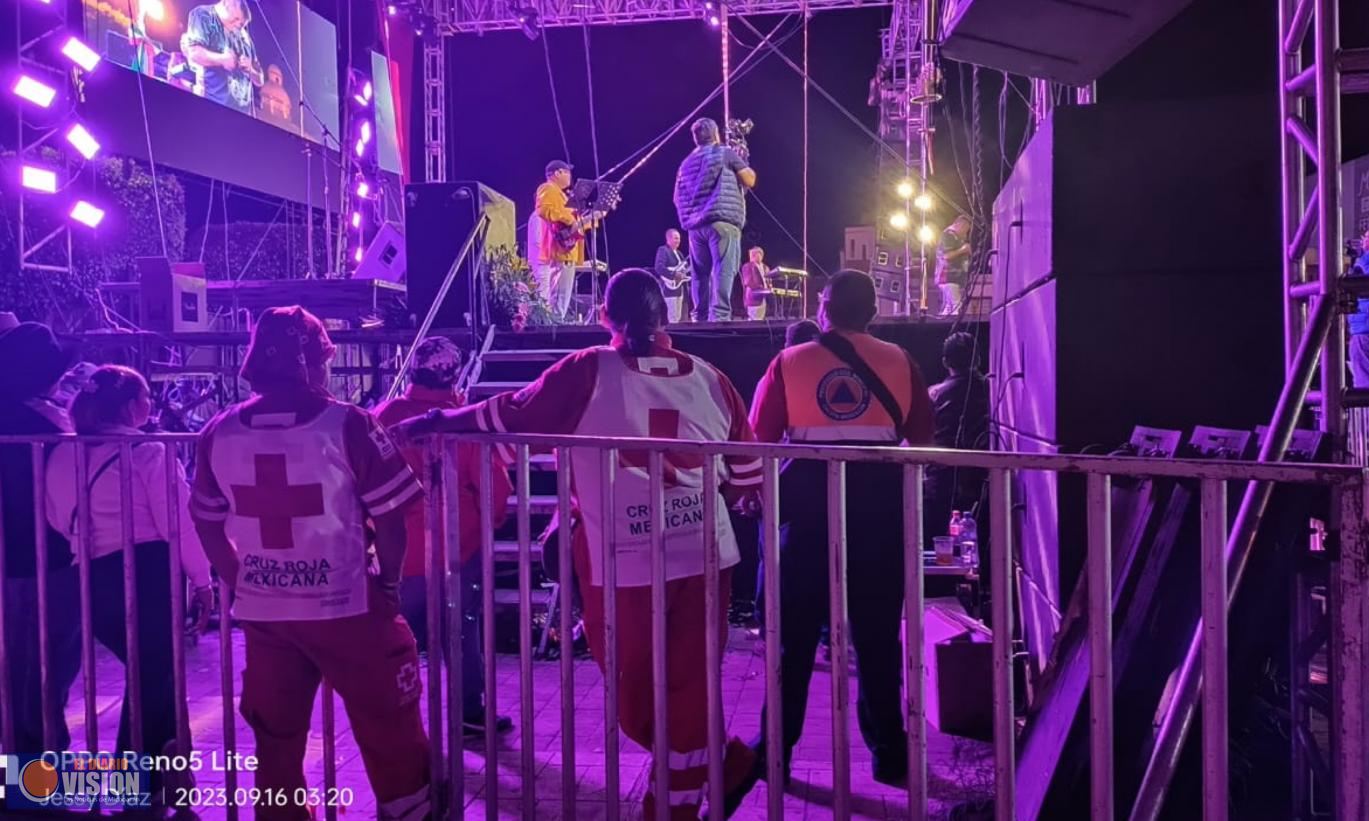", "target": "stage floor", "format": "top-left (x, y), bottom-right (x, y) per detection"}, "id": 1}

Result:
top-left (71, 623), bottom-right (993, 819)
